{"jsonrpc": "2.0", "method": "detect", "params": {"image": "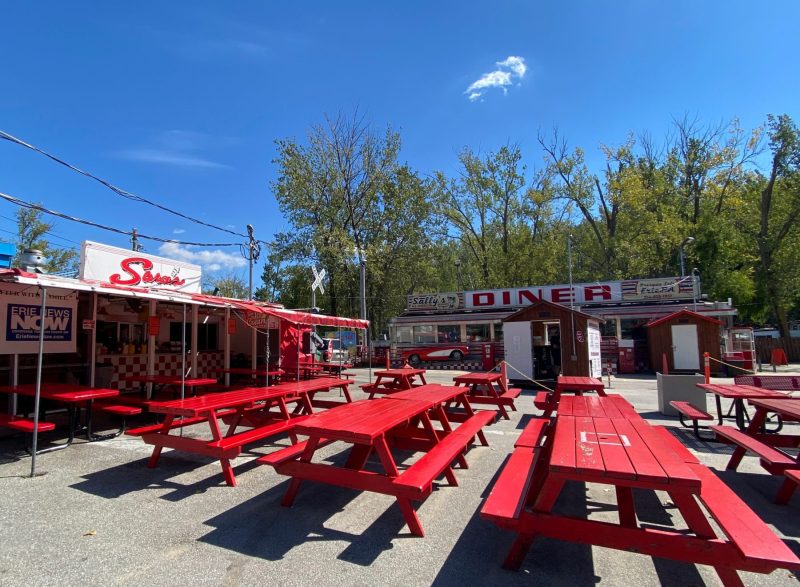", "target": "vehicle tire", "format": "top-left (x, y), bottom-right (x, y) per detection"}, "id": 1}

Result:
top-left (408, 354), bottom-right (421, 366)
top-left (450, 350), bottom-right (464, 361)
